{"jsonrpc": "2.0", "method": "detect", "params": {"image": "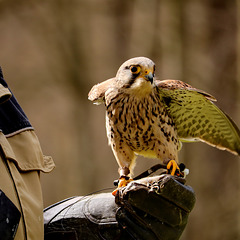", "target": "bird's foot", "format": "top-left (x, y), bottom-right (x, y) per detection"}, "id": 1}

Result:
top-left (112, 176), bottom-right (133, 196)
top-left (167, 160), bottom-right (180, 176)
top-left (167, 160), bottom-right (189, 178)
